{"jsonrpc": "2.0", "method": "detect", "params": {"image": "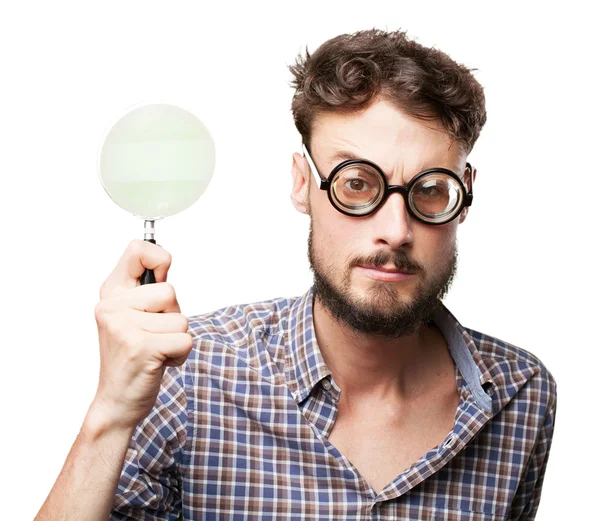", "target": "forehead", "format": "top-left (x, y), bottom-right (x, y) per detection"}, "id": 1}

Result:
top-left (311, 99), bottom-right (466, 178)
